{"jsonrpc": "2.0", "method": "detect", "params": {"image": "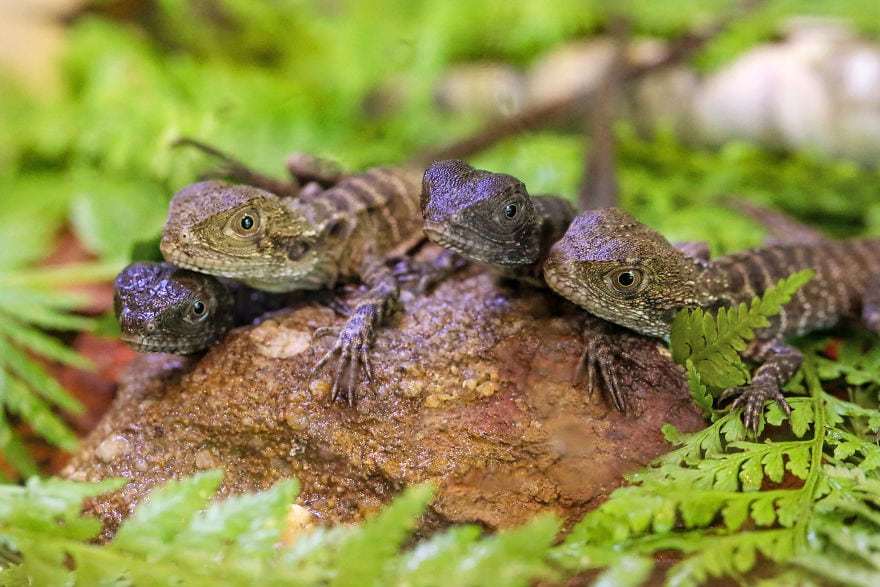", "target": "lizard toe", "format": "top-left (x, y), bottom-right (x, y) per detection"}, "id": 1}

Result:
top-left (726, 381), bottom-right (788, 433)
